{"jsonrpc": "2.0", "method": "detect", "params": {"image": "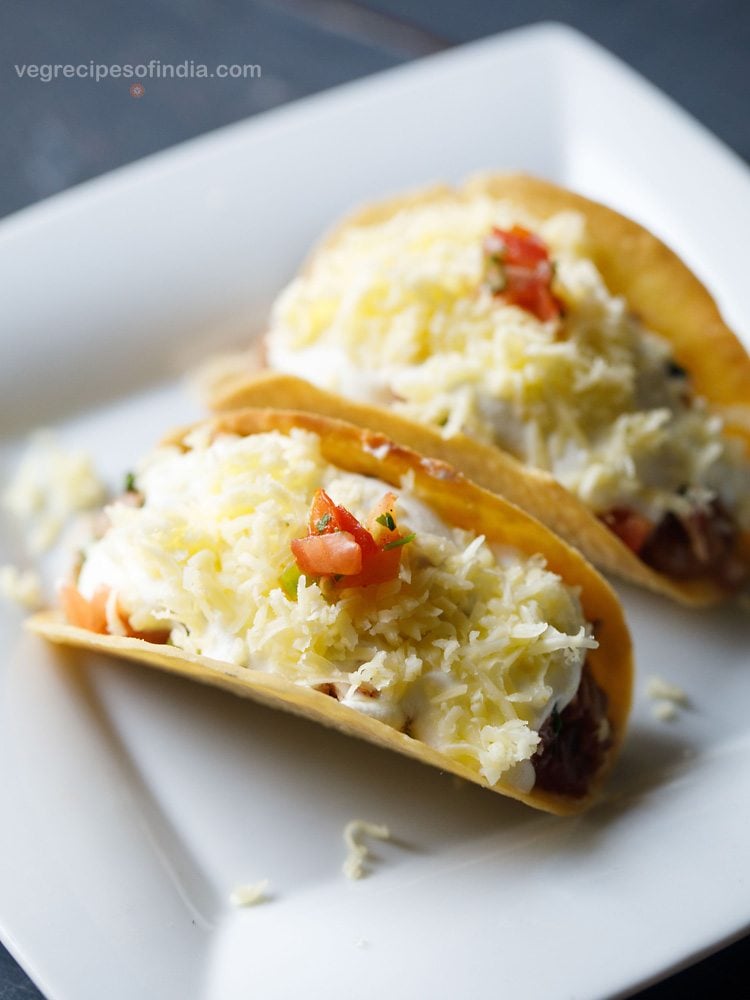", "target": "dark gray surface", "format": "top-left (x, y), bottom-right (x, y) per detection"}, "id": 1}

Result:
top-left (1, 1), bottom-right (748, 997)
